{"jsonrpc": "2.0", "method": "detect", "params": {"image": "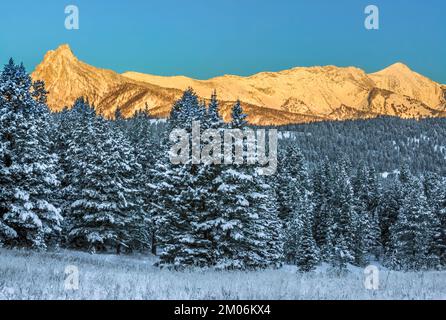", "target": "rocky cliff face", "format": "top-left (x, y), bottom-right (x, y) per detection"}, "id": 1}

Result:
top-left (32, 44), bottom-right (181, 118)
top-left (32, 44), bottom-right (446, 125)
